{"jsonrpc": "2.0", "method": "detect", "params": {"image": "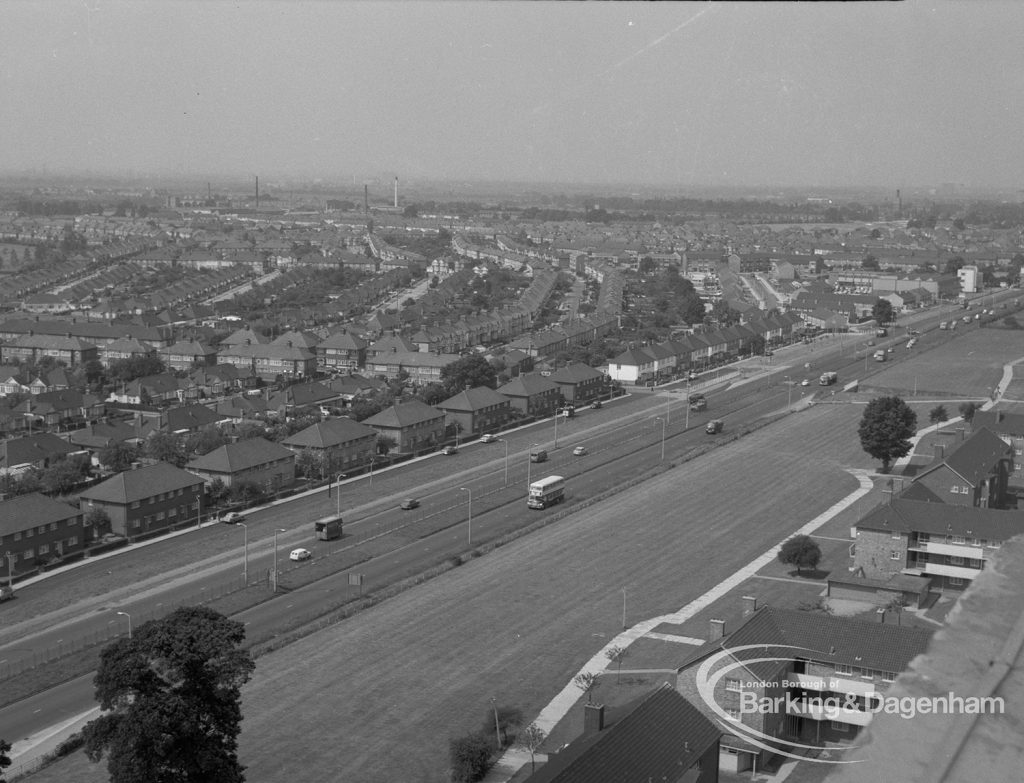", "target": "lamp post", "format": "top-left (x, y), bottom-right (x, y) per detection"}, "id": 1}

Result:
top-left (527, 443), bottom-right (538, 488)
top-left (684, 377), bottom-right (691, 432)
top-left (491, 697), bottom-right (502, 749)
top-left (784, 376), bottom-right (793, 410)
top-left (655, 416), bottom-right (666, 462)
top-left (4, 551), bottom-right (13, 595)
top-left (459, 487), bottom-right (472, 545)
top-left (368, 457), bottom-right (375, 487)
top-left (116, 611), bottom-right (132, 639)
top-left (272, 528), bottom-right (286, 593)
top-left (334, 472), bottom-right (347, 517)
top-left (553, 407), bottom-right (559, 449)
top-left (497, 439), bottom-right (509, 487)
top-left (236, 522), bottom-right (248, 585)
